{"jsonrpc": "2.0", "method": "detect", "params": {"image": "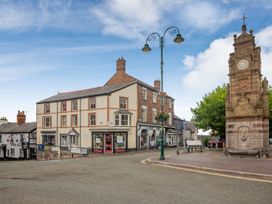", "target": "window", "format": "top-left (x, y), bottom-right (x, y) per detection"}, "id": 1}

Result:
top-left (70, 135), bottom-right (78, 146)
top-left (89, 113), bottom-right (96, 126)
top-left (44, 103), bottom-right (50, 114)
top-left (42, 135), bottom-right (55, 146)
top-left (61, 101), bottom-right (67, 112)
top-left (89, 97), bottom-right (96, 109)
top-left (115, 114), bottom-right (119, 126)
top-left (169, 113), bottom-right (172, 125)
top-left (60, 115), bottom-right (67, 127)
top-left (71, 100), bottom-right (78, 111)
top-left (0, 134), bottom-right (2, 143)
top-left (11, 148), bottom-right (15, 156)
top-left (10, 134), bottom-right (14, 145)
top-left (119, 97), bottom-right (128, 109)
top-left (115, 114), bottom-right (130, 126)
top-left (42, 116), bottom-right (52, 127)
top-left (142, 88), bottom-right (147, 100)
top-left (169, 99), bottom-right (172, 108)
top-left (61, 135), bottom-right (68, 146)
top-left (153, 92), bottom-right (157, 103)
top-left (152, 109), bottom-right (157, 123)
top-left (121, 115), bottom-right (128, 126)
top-left (71, 114), bottom-right (78, 127)
top-left (142, 106), bottom-right (147, 122)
